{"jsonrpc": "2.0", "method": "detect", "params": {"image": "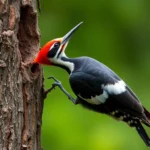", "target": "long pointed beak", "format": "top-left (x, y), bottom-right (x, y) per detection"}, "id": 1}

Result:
top-left (61, 22), bottom-right (83, 44)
